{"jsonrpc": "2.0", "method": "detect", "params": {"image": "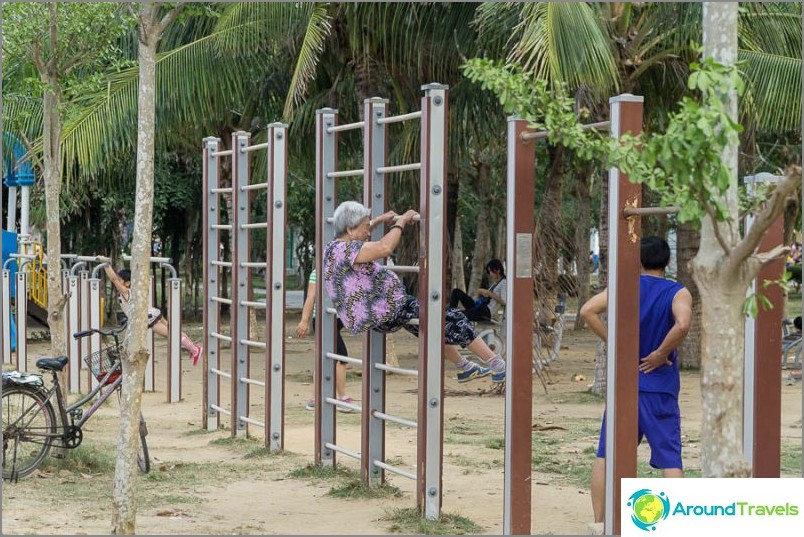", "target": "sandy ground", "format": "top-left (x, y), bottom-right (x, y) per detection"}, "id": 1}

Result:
top-left (2, 313), bottom-right (802, 535)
